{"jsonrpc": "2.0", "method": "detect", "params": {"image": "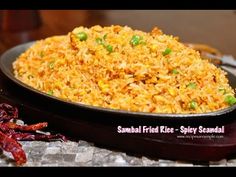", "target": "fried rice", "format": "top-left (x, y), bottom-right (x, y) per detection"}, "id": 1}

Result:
top-left (13, 25), bottom-right (236, 114)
